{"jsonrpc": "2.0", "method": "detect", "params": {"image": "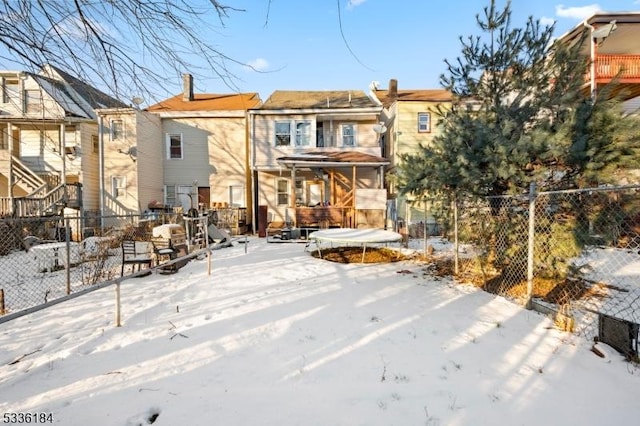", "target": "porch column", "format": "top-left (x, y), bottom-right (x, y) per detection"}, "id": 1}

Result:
top-left (290, 166), bottom-right (296, 209)
top-left (352, 165), bottom-right (356, 207)
top-left (7, 122), bottom-right (13, 203)
top-left (379, 165), bottom-right (384, 189)
top-left (60, 123), bottom-right (66, 186)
